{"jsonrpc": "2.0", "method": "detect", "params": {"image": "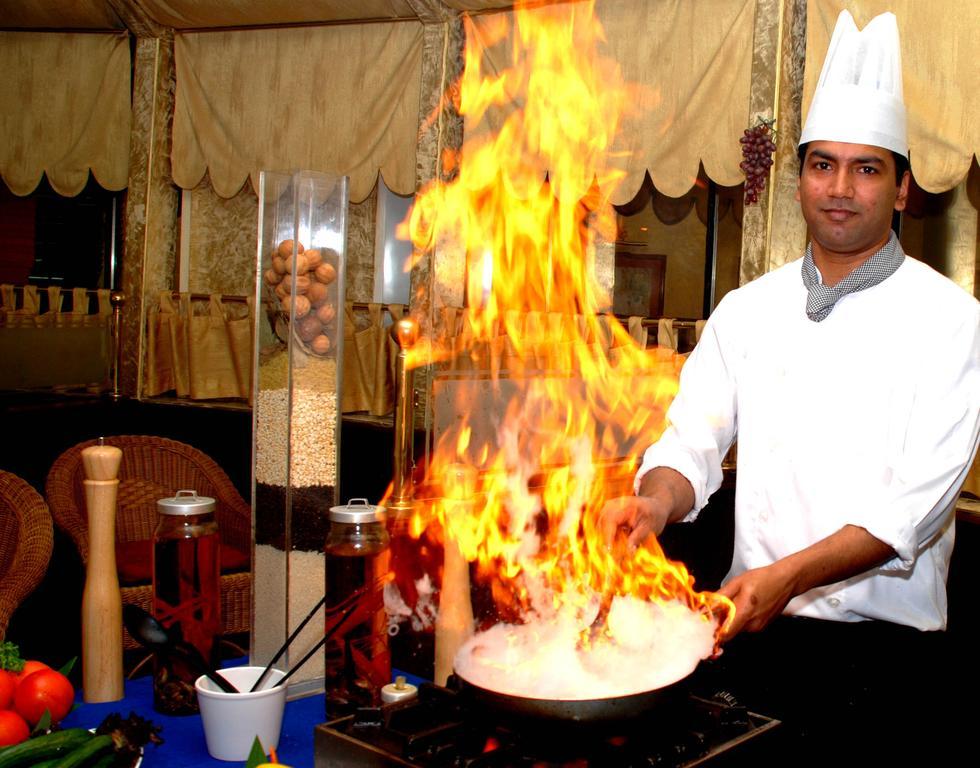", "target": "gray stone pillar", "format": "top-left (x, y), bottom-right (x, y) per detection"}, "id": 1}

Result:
top-left (119, 35), bottom-right (178, 397)
top-left (108, 1), bottom-right (179, 397)
top-left (740, 0), bottom-right (808, 285)
top-left (943, 181), bottom-right (979, 296)
top-left (406, 2), bottom-right (466, 433)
